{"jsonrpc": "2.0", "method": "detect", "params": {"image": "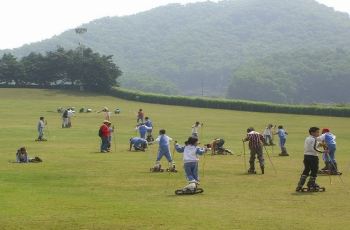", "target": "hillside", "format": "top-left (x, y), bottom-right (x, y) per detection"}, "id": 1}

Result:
top-left (1, 0), bottom-right (350, 103)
